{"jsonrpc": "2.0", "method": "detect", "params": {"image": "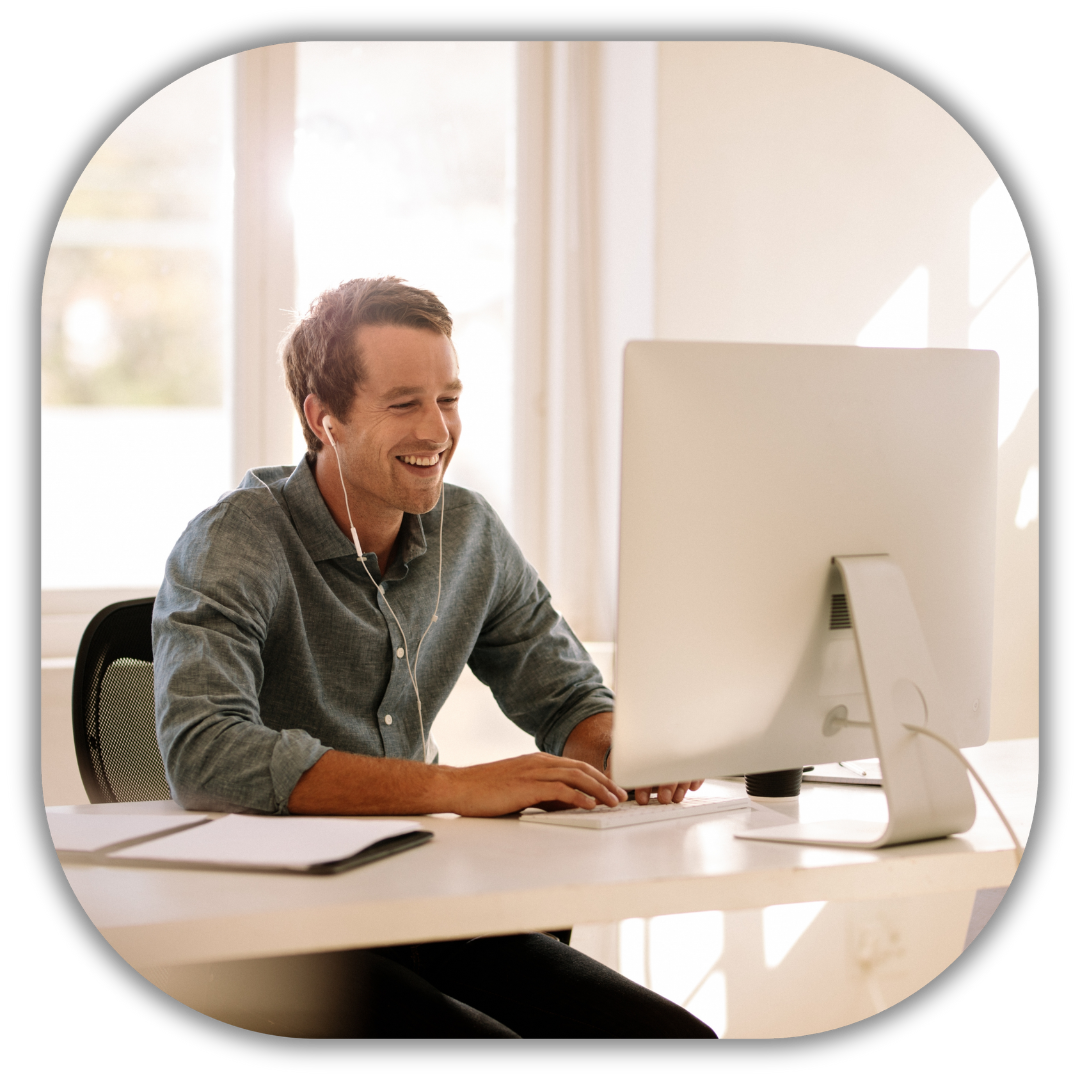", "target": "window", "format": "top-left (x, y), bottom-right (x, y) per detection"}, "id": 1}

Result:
top-left (42, 58), bottom-right (233, 591)
top-left (293, 41), bottom-right (516, 520)
top-left (42, 43), bottom-right (517, 592)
